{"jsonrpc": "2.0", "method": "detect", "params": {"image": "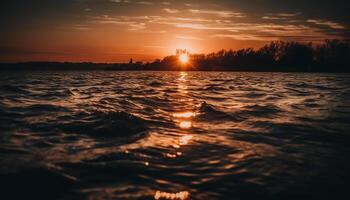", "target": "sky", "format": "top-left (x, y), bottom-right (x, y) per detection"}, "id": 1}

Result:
top-left (0, 0), bottom-right (349, 63)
